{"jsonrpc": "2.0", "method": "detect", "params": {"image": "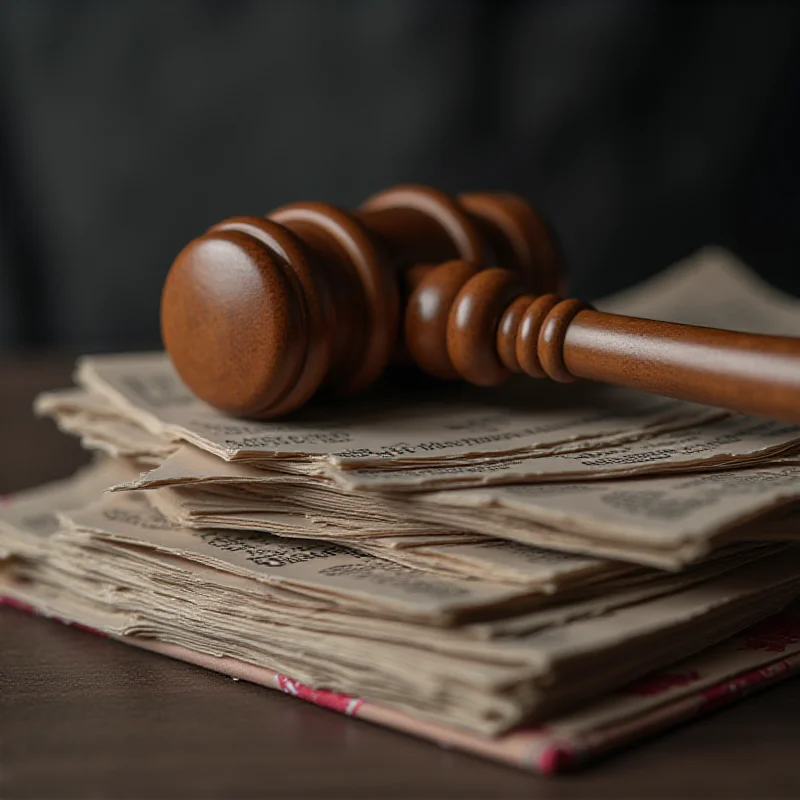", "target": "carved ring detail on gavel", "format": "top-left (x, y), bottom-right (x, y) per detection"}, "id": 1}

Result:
top-left (161, 184), bottom-right (800, 423)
